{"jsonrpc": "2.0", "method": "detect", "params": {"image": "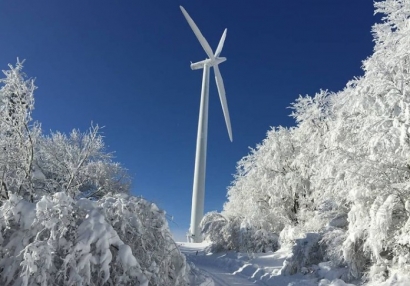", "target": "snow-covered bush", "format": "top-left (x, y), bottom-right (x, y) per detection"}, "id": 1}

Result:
top-left (201, 212), bottom-right (278, 253)
top-left (251, 228), bottom-right (279, 253)
top-left (98, 194), bottom-right (188, 286)
top-left (281, 233), bottom-right (324, 276)
top-left (0, 62), bottom-right (189, 285)
top-left (200, 211), bottom-right (229, 251)
top-left (0, 192), bottom-right (189, 285)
